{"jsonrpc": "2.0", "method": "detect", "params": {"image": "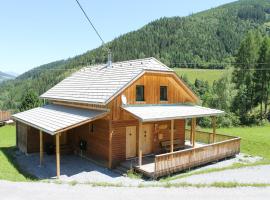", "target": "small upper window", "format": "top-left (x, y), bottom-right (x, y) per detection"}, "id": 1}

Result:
top-left (136, 85), bottom-right (145, 101)
top-left (160, 86), bottom-right (168, 101)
